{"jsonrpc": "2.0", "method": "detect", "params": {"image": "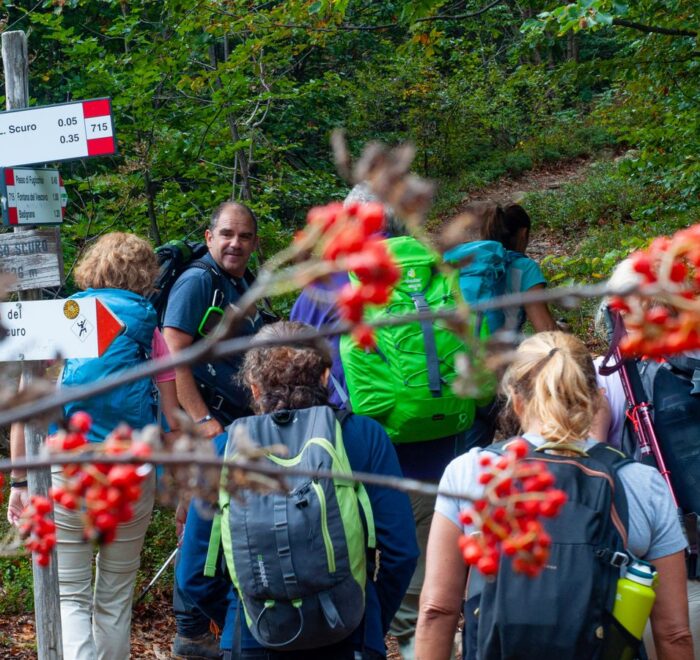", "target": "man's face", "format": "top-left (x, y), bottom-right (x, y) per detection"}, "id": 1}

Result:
top-left (206, 206), bottom-right (258, 278)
